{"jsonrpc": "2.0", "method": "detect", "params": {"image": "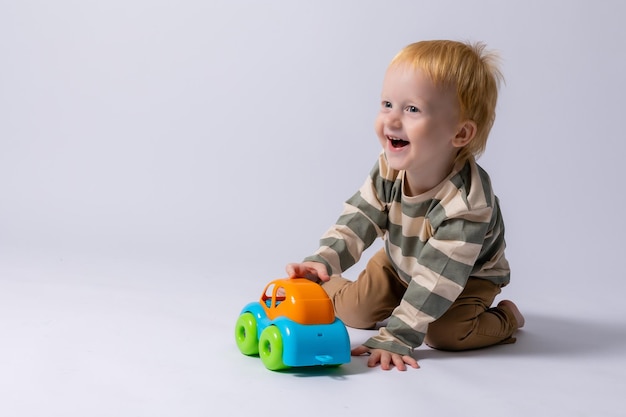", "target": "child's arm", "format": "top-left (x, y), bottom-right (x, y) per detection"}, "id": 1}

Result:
top-left (296, 156), bottom-right (392, 277)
